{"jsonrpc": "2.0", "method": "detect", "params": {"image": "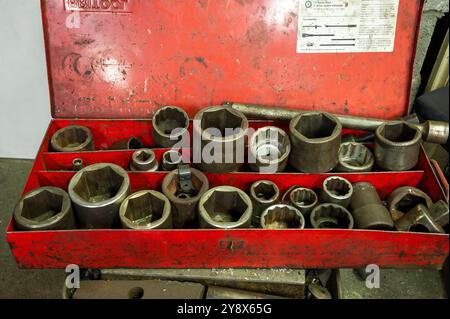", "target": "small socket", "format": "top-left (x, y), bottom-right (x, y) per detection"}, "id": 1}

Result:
top-left (162, 150), bottom-right (183, 171)
top-left (72, 158), bottom-right (84, 171)
top-left (130, 149), bottom-right (158, 172)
